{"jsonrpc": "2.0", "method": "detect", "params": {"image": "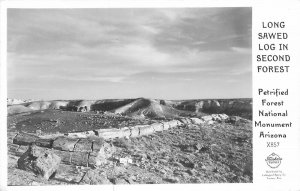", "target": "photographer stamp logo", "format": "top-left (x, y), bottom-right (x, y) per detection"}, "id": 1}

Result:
top-left (265, 153), bottom-right (282, 168)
